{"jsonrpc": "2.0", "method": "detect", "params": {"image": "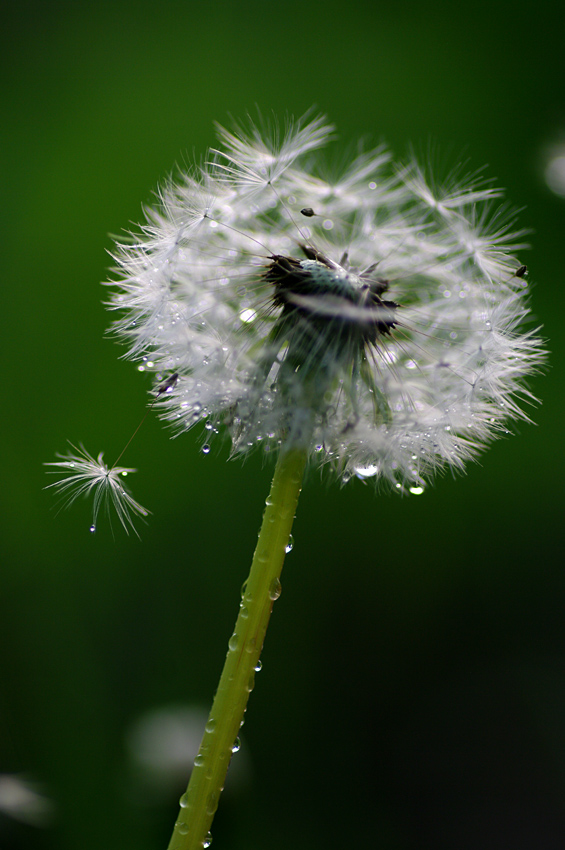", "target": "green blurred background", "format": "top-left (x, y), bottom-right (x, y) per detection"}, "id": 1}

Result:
top-left (2, 0), bottom-right (565, 847)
